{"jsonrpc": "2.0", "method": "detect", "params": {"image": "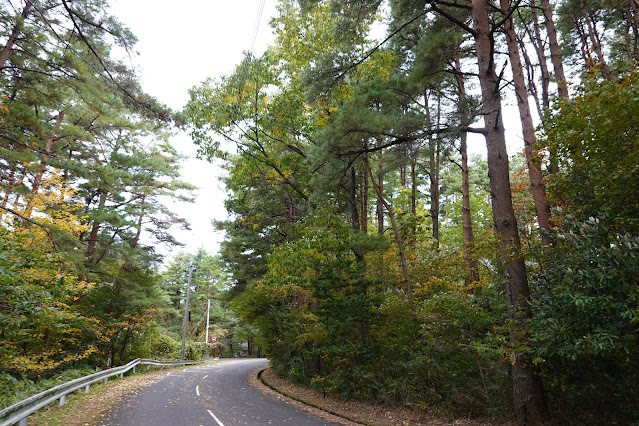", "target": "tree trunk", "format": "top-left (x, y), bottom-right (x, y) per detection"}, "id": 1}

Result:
top-left (0, 1), bottom-right (32, 70)
top-left (455, 48), bottom-right (480, 283)
top-left (25, 111), bottom-right (65, 217)
top-left (429, 139), bottom-right (440, 245)
top-left (530, 0), bottom-right (551, 111)
top-left (631, 0), bottom-right (639, 60)
top-left (349, 167), bottom-right (361, 231)
top-left (411, 159), bottom-right (417, 236)
top-left (460, 131), bottom-right (480, 284)
top-left (366, 158), bottom-right (412, 299)
top-left (502, 0), bottom-right (553, 245)
top-left (400, 165), bottom-right (407, 211)
top-left (578, 0), bottom-right (614, 80)
top-left (360, 159), bottom-right (369, 233)
top-left (376, 152), bottom-right (384, 235)
top-left (129, 195), bottom-right (146, 249)
top-left (85, 193), bottom-right (107, 261)
top-left (540, 0), bottom-right (569, 99)
top-left (539, 0), bottom-right (567, 175)
top-left (519, 34), bottom-right (544, 120)
top-left (575, 18), bottom-right (592, 64)
top-left (471, 0), bottom-right (548, 422)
